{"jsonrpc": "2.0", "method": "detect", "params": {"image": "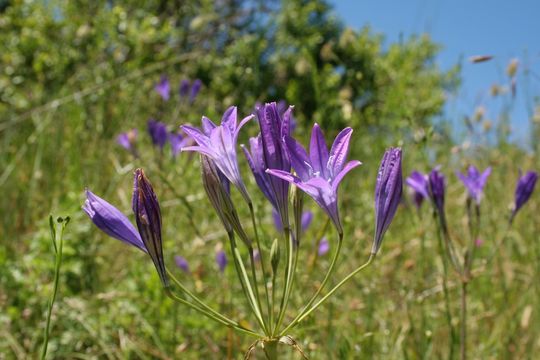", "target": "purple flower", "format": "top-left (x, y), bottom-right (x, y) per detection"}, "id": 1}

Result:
top-left (428, 167), bottom-right (446, 216)
top-left (83, 169), bottom-right (168, 286)
top-left (267, 124), bottom-right (361, 234)
top-left (174, 255), bottom-right (190, 274)
top-left (272, 209), bottom-right (313, 233)
top-left (512, 171), bottom-right (538, 220)
top-left (117, 129), bottom-right (138, 151)
top-left (456, 165), bottom-right (491, 204)
top-left (216, 250), bottom-right (228, 273)
top-left (190, 79), bottom-right (202, 103)
top-left (83, 190), bottom-right (145, 251)
top-left (243, 103), bottom-right (293, 224)
top-left (179, 79), bottom-right (190, 98)
top-left (181, 107), bottom-right (253, 202)
top-left (132, 169), bottom-right (168, 286)
top-left (155, 76), bottom-right (170, 101)
top-left (372, 148), bottom-right (402, 254)
top-left (147, 119), bottom-right (168, 149)
top-left (406, 171), bottom-right (429, 208)
top-left (318, 237), bottom-right (330, 256)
